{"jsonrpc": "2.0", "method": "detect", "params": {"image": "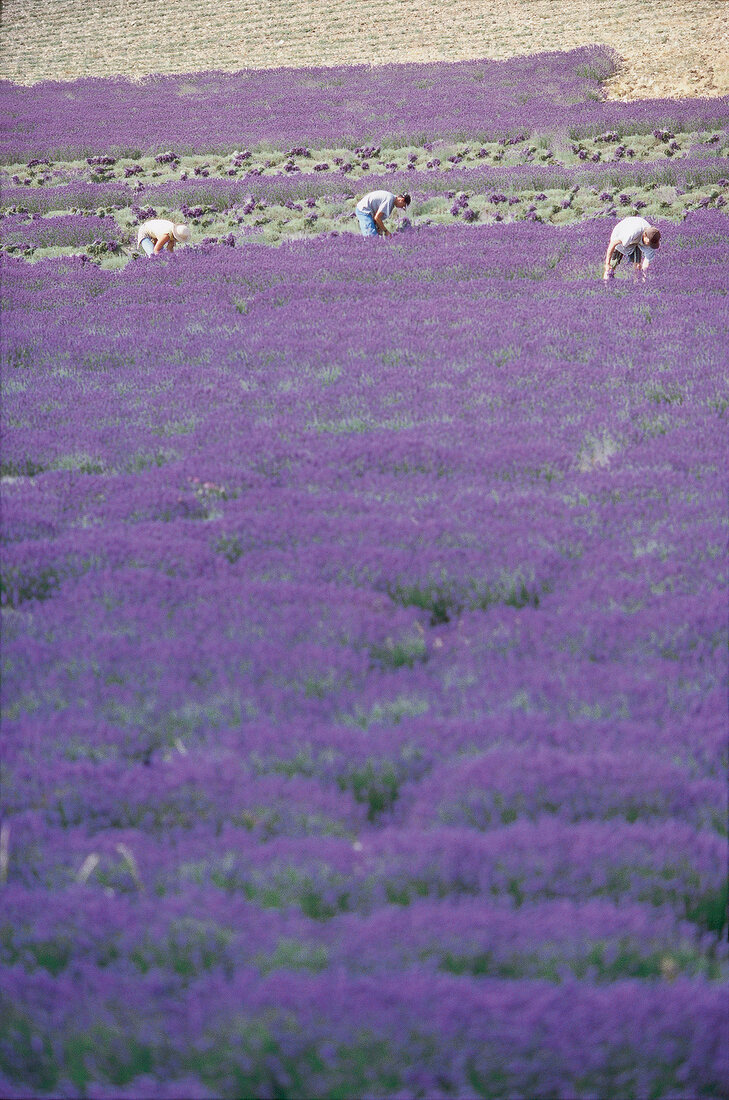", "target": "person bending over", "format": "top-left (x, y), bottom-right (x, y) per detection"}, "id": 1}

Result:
top-left (355, 191), bottom-right (411, 238)
top-left (604, 216), bottom-right (660, 280)
top-left (137, 218), bottom-right (190, 257)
